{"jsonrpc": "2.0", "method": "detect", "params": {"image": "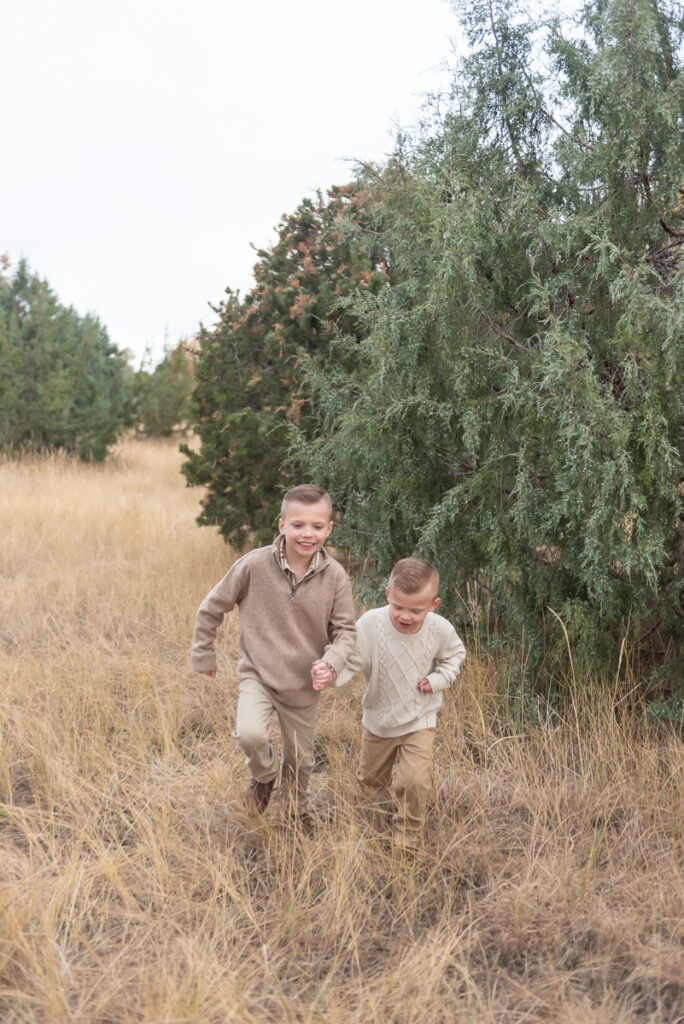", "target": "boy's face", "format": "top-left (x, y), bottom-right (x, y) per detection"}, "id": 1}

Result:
top-left (385, 581), bottom-right (440, 635)
top-left (278, 498), bottom-right (333, 562)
